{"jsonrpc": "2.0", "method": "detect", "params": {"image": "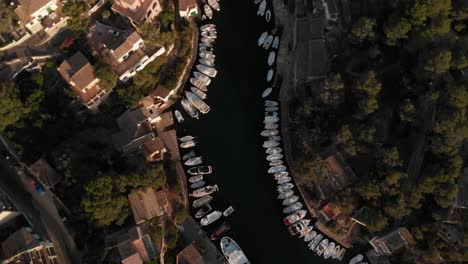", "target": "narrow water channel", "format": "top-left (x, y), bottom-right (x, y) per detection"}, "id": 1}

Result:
top-left (177, 1), bottom-right (327, 263)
